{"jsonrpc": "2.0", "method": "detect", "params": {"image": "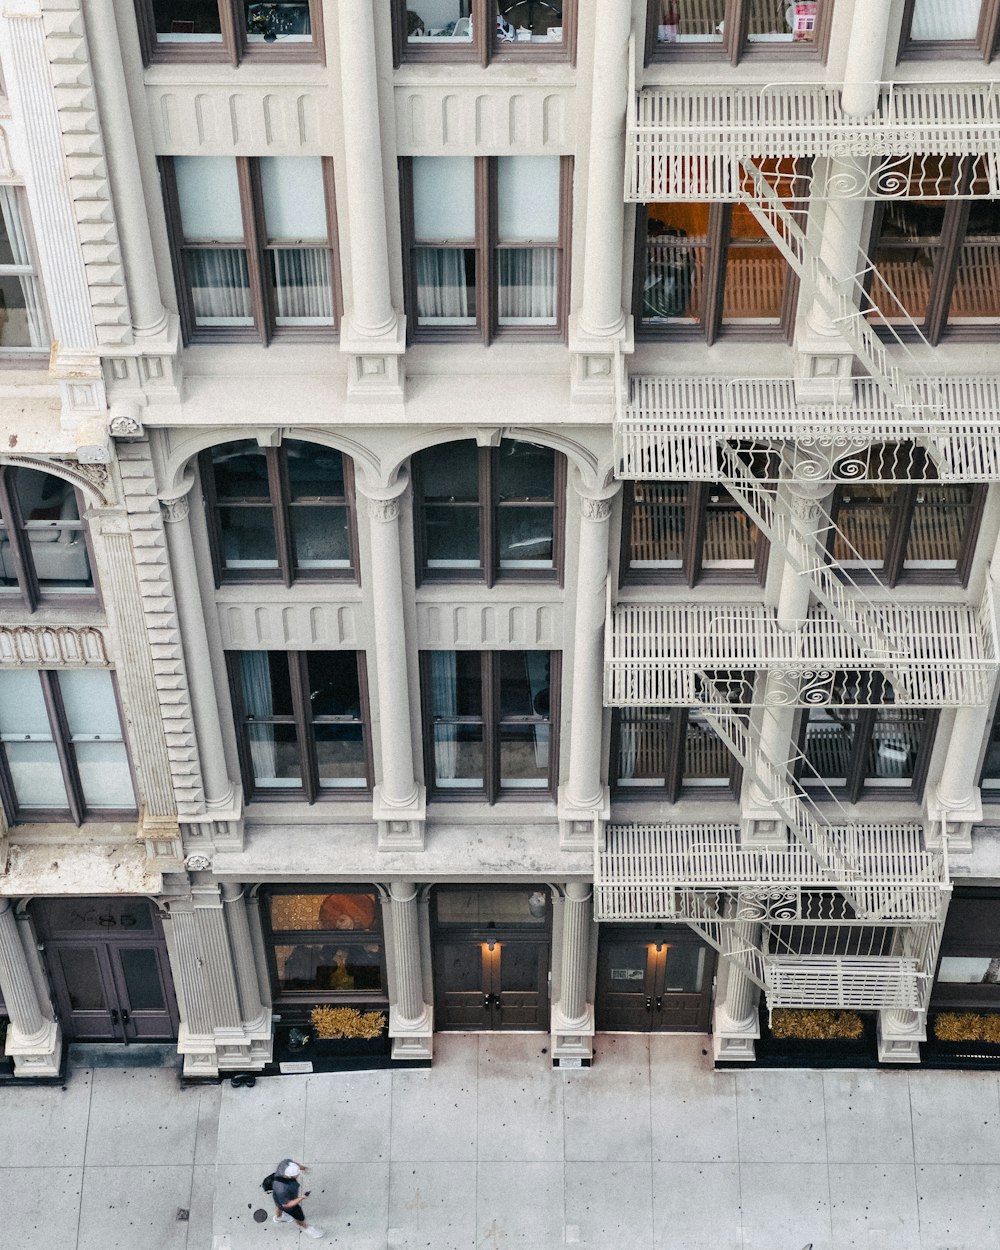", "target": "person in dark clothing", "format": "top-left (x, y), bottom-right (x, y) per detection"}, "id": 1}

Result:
top-left (272, 1158), bottom-right (323, 1238)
